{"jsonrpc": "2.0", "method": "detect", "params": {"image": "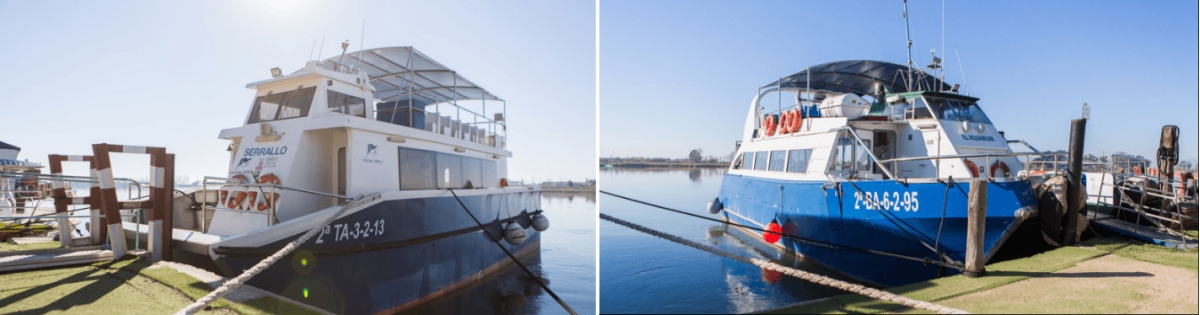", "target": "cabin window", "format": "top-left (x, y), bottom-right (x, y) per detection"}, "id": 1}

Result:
top-left (482, 159), bottom-right (498, 188)
top-left (328, 90), bottom-right (367, 118)
top-left (399, 148), bottom-right (437, 190)
top-left (787, 149), bottom-right (812, 173)
top-left (924, 98), bottom-right (992, 124)
top-left (436, 153), bottom-right (464, 189)
top-left (827, 133), bottom-right (871, 178)
top-left (248, 87), bottom-right (316, 124)
top-left (753, 152), bottom-right (768, 171)
top-left (462, 157), bottom-right (483, 188)
top-left (738, 152), bottom-right (752, 170)
top-left (769, 151), bottom-right (786, 171)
